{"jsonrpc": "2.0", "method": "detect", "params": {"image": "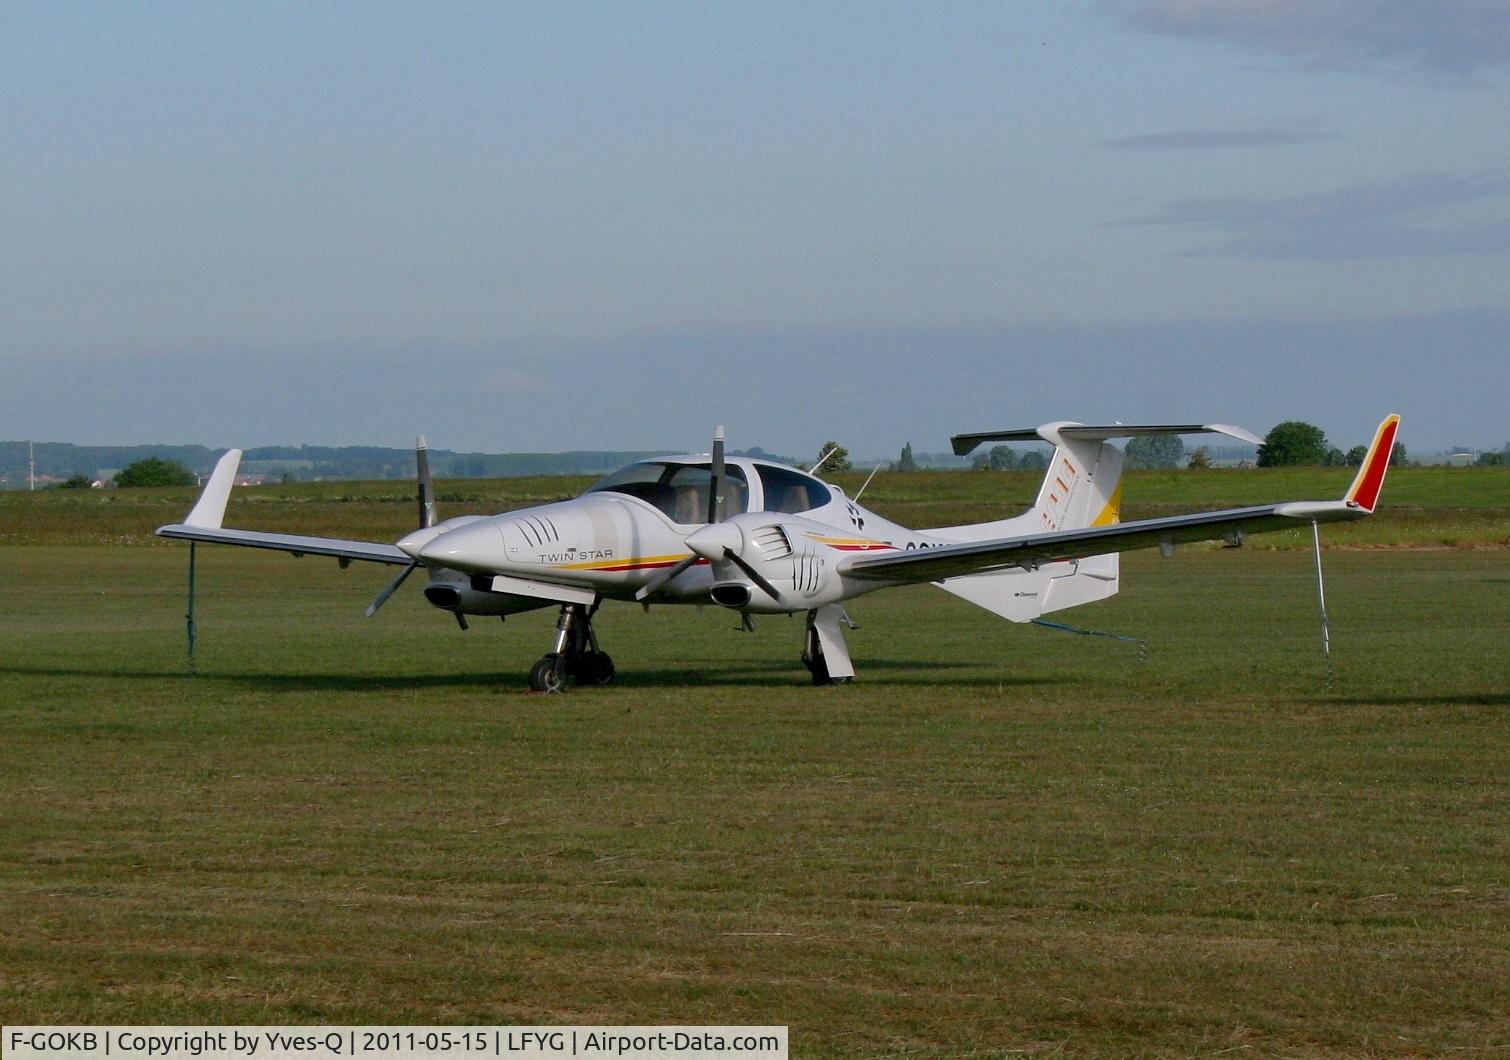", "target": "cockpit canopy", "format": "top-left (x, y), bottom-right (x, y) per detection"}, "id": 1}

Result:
top-left (587, 459), bottom-right (832, 523)
top-left (587, 461), bottom-right (749, 523)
